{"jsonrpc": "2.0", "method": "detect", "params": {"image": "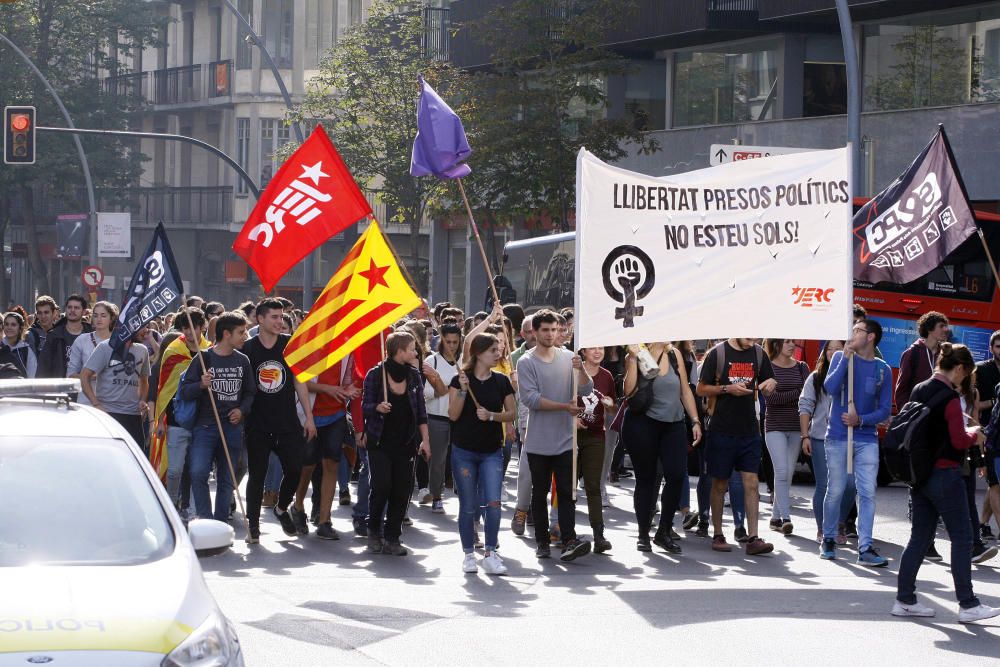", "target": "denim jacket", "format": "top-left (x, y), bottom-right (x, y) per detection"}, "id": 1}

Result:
top-left (362, 362), bottom-right (428, 445)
